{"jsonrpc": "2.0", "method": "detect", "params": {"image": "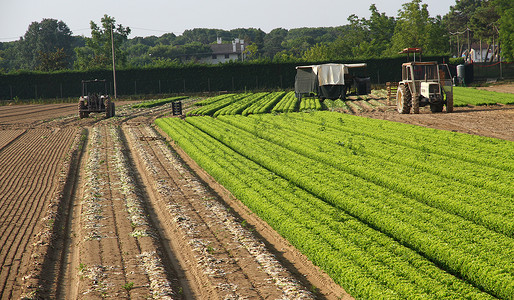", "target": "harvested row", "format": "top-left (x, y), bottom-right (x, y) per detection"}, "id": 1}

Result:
top-left (71, 125), bottom-right (176, 299)
top-left (0, 127), bottom-right (79, 299)
top-left (156, 116), bottom-right (498, 299)
top-left (126, 123), bottom-right (314, 299)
